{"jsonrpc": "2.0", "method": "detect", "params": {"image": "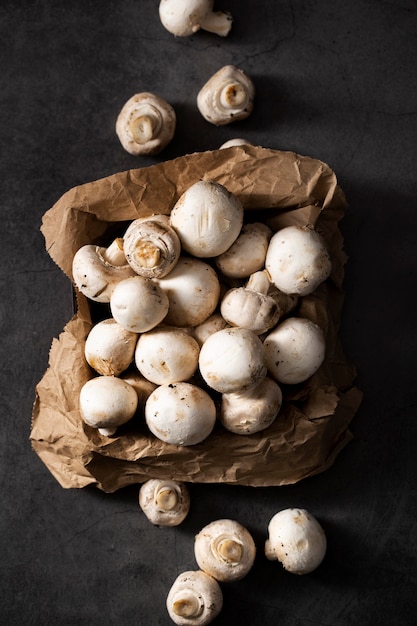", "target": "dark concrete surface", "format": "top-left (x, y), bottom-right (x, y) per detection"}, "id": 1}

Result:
top-left (1, 1), bottom-right (417, 624)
